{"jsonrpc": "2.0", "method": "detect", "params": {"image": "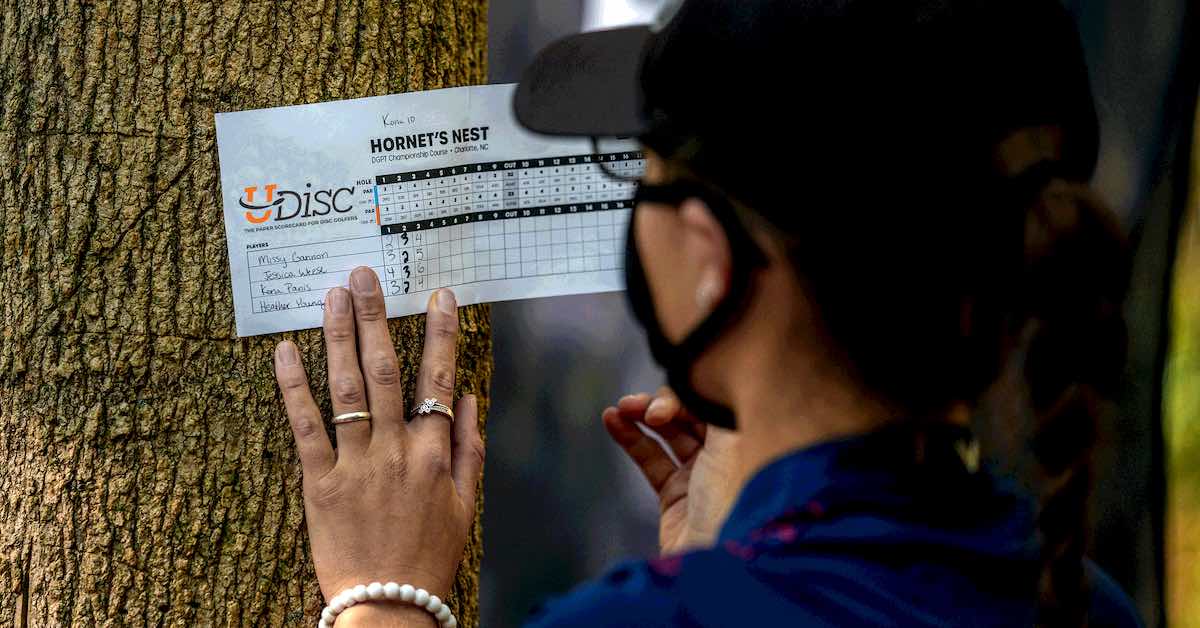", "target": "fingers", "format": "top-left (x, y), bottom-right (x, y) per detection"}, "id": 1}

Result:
top-left (411, 289), bottom-right (459, 451)
top-left (607, 389), bottom-right (705, 488)
top-left (646, 418), bottom-right (704, 466)
top-left (450, 395), bottom-right (484, 512)
top-left (349, 267), bottom-right (406, 443)
top-left (617, 392), bottom-right (652, 417)
top-left (324, 287), bottom-right (371, 458)
top-left (602, 405), bottom-right (677, 493)
top-left (274, 341), bottom-right (335, 478)
top-left (635, 387), bottom-right (705, 460)
top-left (644, 387), bottom-right (682, 427)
